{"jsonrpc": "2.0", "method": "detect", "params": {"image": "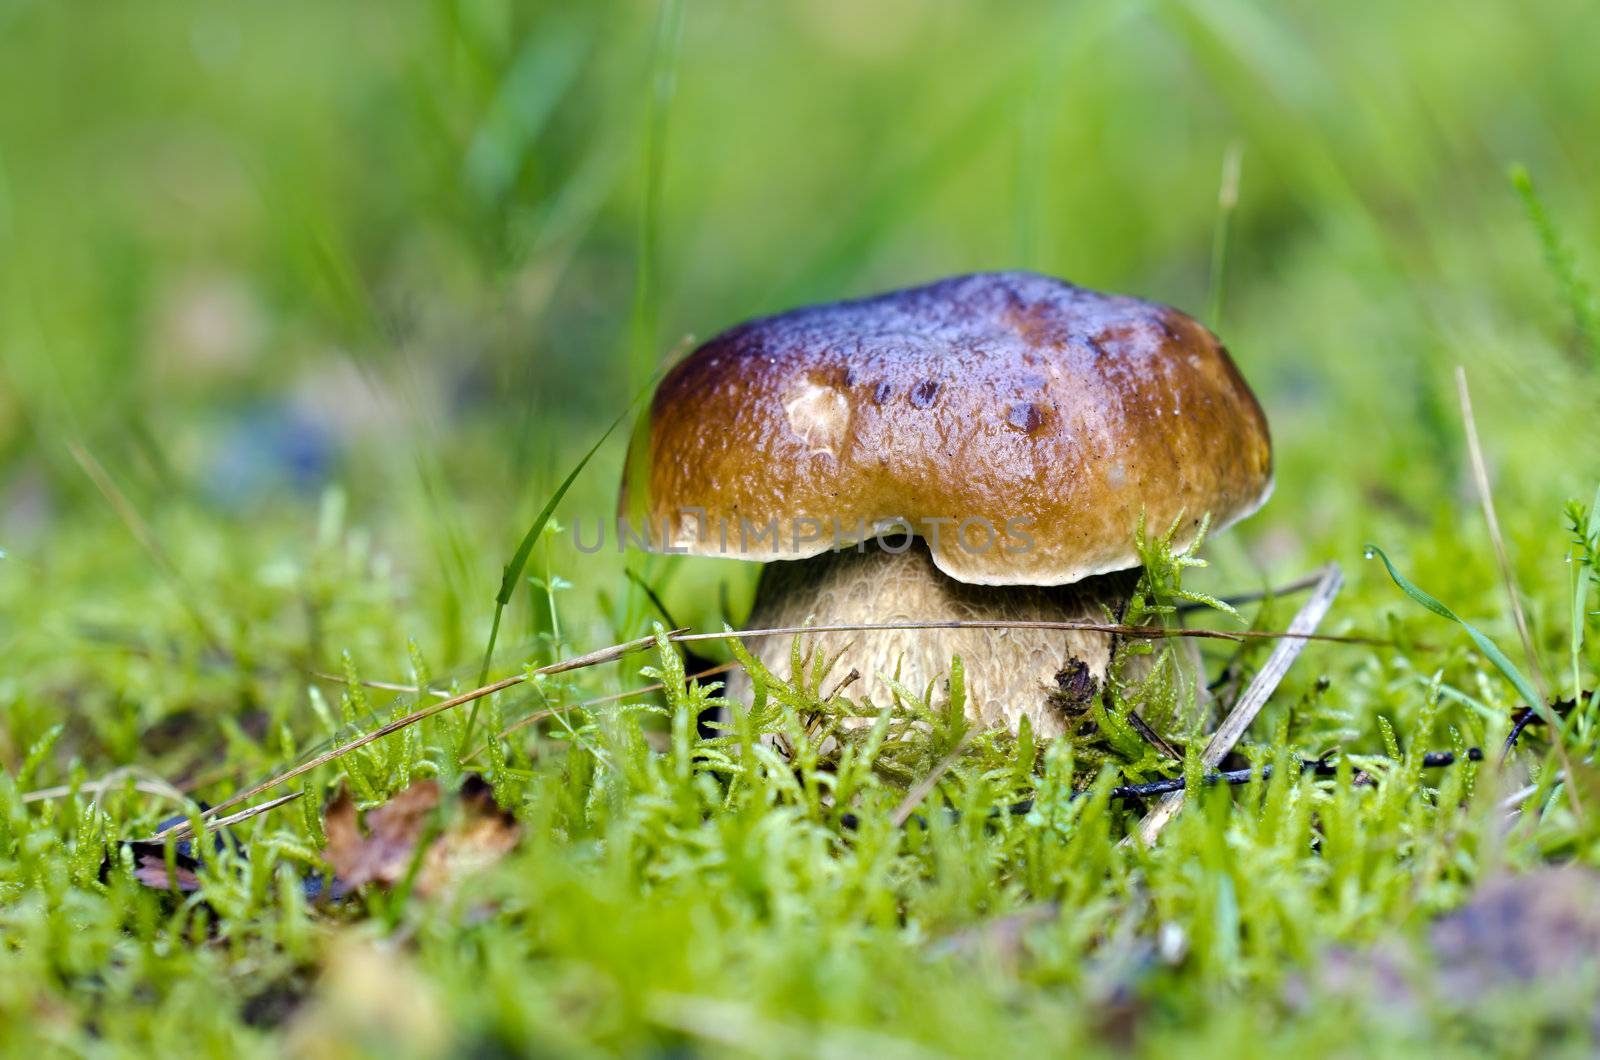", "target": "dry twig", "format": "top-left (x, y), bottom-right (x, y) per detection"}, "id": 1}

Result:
top-left (1135, 563), bottom-right (1344, 845)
